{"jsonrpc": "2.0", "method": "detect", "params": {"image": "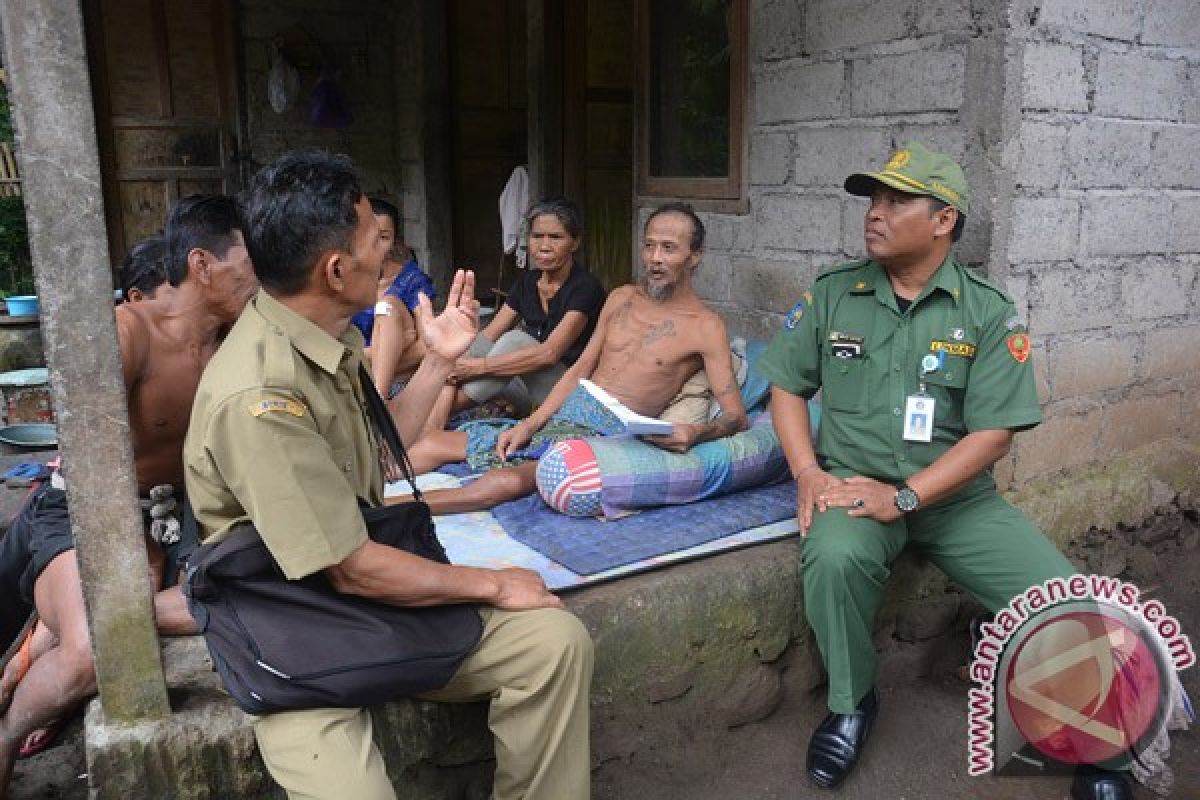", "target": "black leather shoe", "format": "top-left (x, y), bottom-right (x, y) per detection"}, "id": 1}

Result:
top-left (806, 688), bottom-right (879, 789)
top-left (1070, 765), bottom-right (1134, 800)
